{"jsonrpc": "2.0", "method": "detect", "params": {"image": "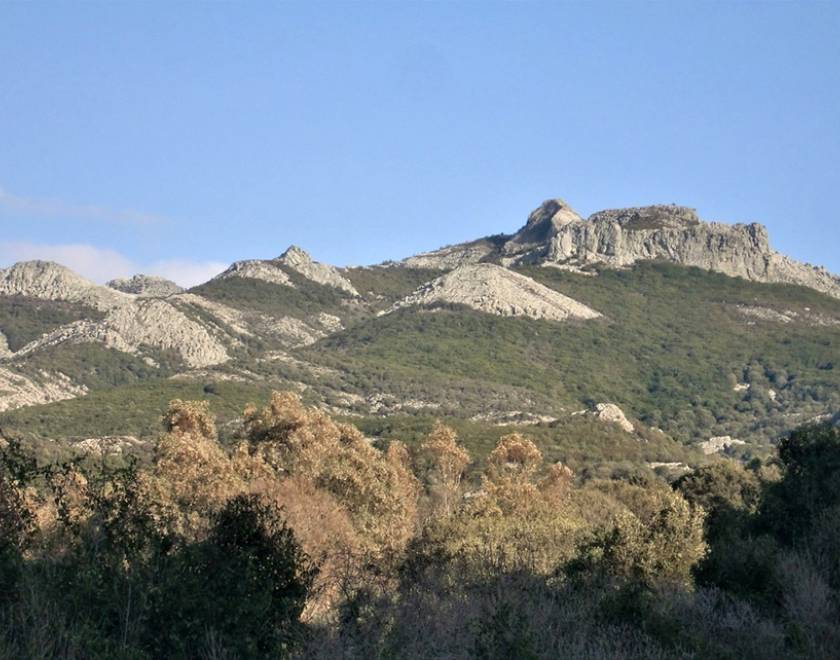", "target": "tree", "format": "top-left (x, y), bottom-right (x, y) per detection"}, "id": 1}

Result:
top-left (148, 494), bottom-right (316, 657)
top-left (416, 422), bottom-right (470, 518)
